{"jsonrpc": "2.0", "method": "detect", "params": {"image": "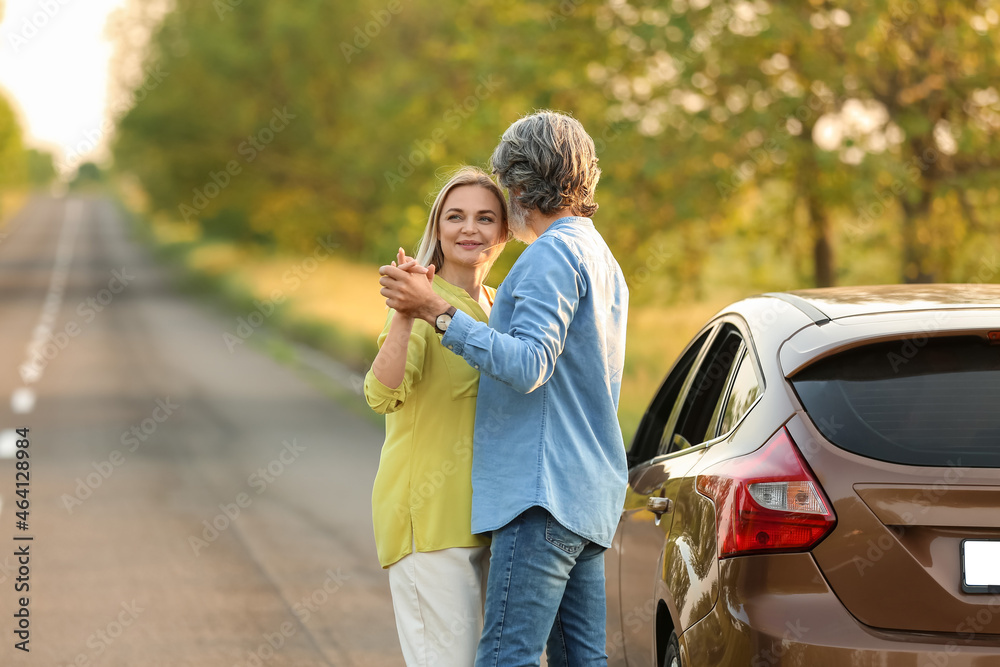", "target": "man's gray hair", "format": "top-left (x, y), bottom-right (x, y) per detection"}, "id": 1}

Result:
top-left (490, 111), bottom-right (601, 217)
